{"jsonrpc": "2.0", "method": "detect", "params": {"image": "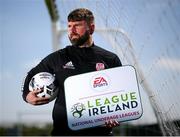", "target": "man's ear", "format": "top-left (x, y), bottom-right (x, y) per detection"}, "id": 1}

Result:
top-left (89, 24), bottom-right (95, 34)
